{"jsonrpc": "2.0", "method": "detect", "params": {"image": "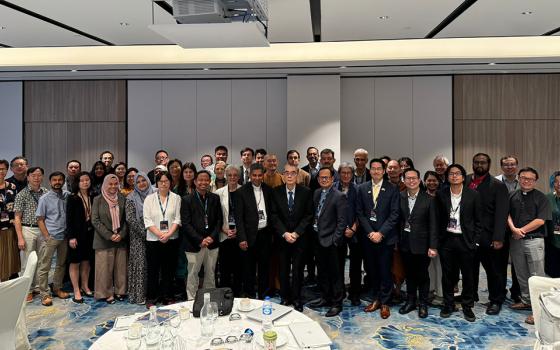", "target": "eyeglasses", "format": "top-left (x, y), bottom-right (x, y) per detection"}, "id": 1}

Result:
top-left (404, 177), bottom-right (418, 181)
top-left (519, 176), bottom-right (536, 183)
top-left (448, 172), bottom-right (462, 177)
top-left (283, 171), bottom-right (297, 177)
top-left (318, 176), bottom-right (331, 181)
